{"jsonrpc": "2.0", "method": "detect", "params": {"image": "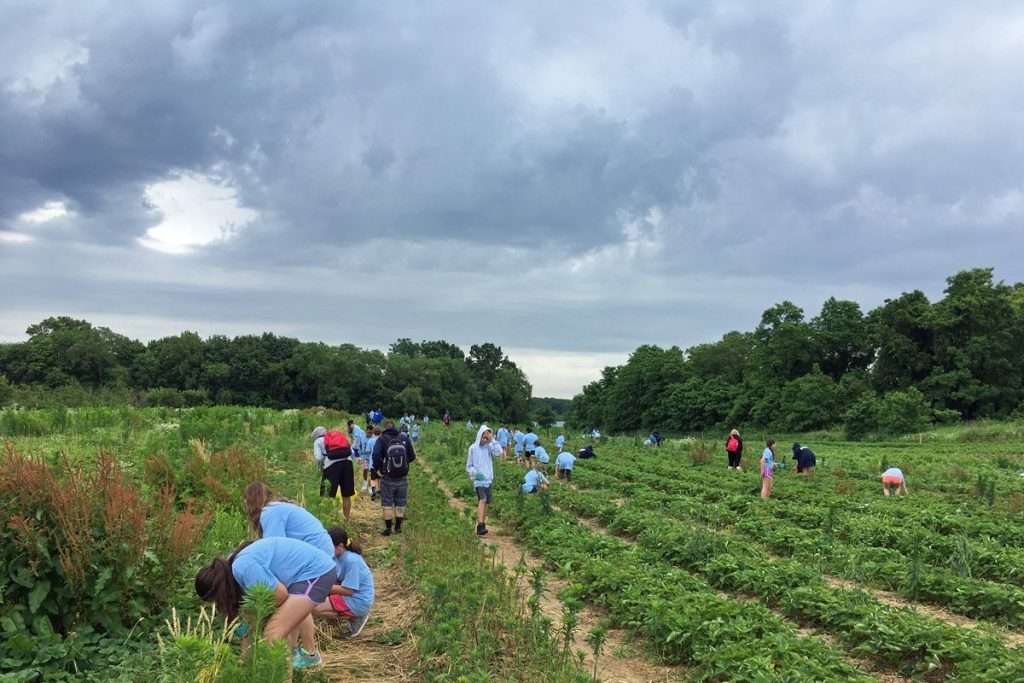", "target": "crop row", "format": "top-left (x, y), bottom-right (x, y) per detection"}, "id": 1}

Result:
top-left (569, 465), bottom-right (1024, 630)
top-left (582, 449), bottom-right (1024, 587)
top-left (546, 478), bottom-right (1024, 681)
top-left (423, 448), bottom-right (876, 682)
